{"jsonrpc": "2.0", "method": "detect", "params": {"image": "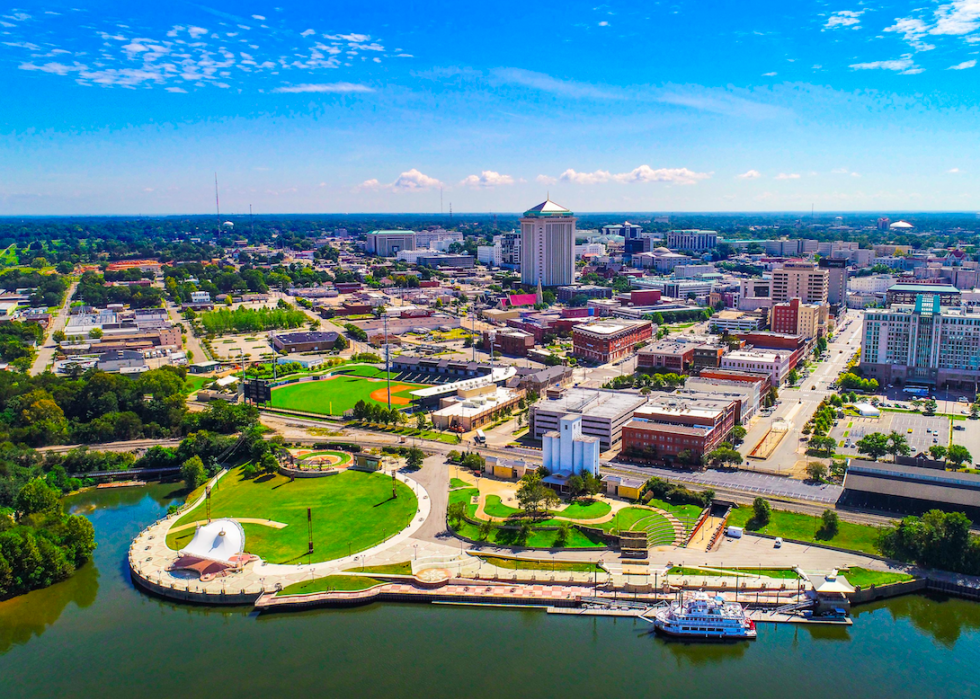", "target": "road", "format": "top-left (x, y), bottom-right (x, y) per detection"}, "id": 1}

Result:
top-left (164, 295), bottom-right (209, 364)
top-left (738, 310), bottom-right (864, 474)
top-left (37, 437), bottom-right (183, 454)
top-left (30, 278), bottom-right (79, 375)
